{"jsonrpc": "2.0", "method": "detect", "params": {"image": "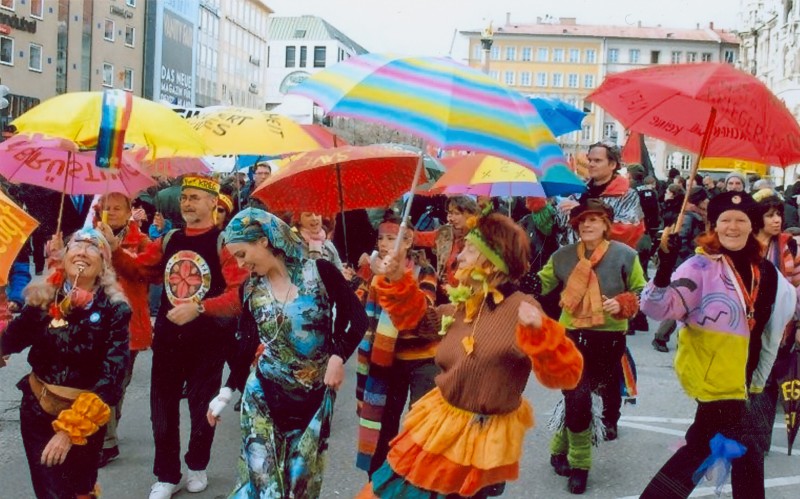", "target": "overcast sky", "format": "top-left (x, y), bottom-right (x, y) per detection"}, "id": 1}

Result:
top-left (266, 0), bottom-right (742, 56)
